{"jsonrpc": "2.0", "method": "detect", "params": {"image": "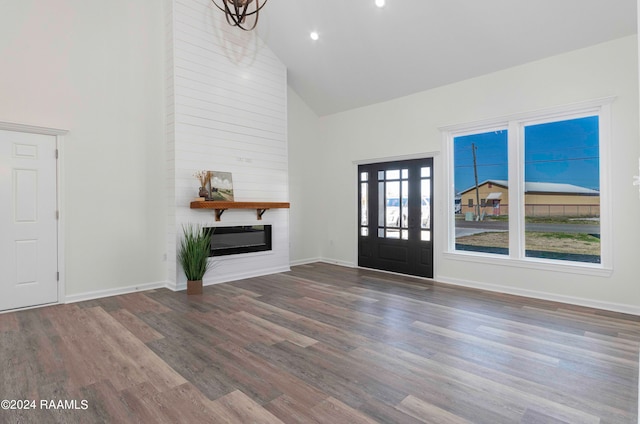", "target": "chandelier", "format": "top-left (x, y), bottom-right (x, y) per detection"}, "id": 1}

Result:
top-left (211, 0), bottom-right (268, 31)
